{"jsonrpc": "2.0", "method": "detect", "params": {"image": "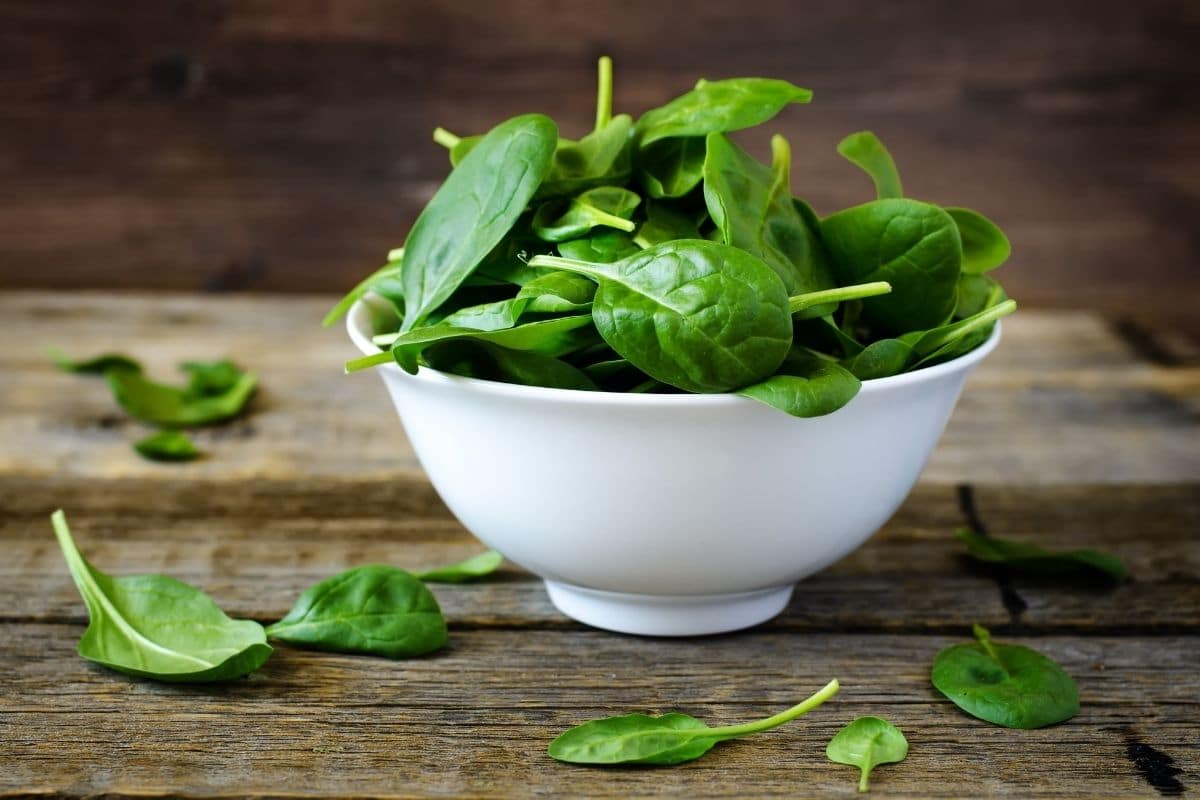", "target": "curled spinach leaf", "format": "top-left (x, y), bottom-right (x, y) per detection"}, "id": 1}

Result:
top-left (51, 510), bottom-right (271, 682)
top-left (826, 716), bottom-right (909, 793)
top-left (638, 137), bottom-right (706, 199)
top-left (532, 187), bottom-right (641, 242)
top-left (737, 350), bottom-right (861, 417)
top-left (133, 430), bottom-right (202, 462)
top-left (416, 550), bottom-right (504, 583)
top-left (837, 131), bottom-right (903, 200)
top-left (105, 366), bottom-right (257, 428)
top-left (558, 230), bottom-right (640, 264)
top-left (635, 78), bottom-right (812, 147)
top-left (945, 207), bottom-right (1011, 274)
top-left (955, 528), bottom-right (1127, 582)
top-left (266, 565), bottom-right (447, 659)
